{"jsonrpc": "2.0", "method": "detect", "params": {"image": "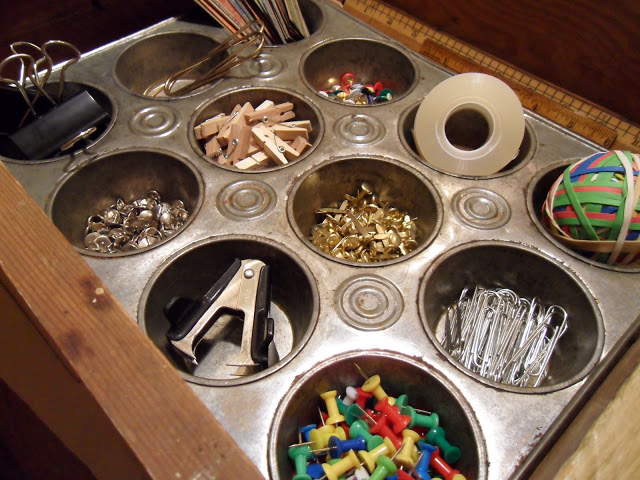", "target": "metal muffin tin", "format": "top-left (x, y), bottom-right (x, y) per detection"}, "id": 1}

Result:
top-left (4, 1), bottom-right (639, 478)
